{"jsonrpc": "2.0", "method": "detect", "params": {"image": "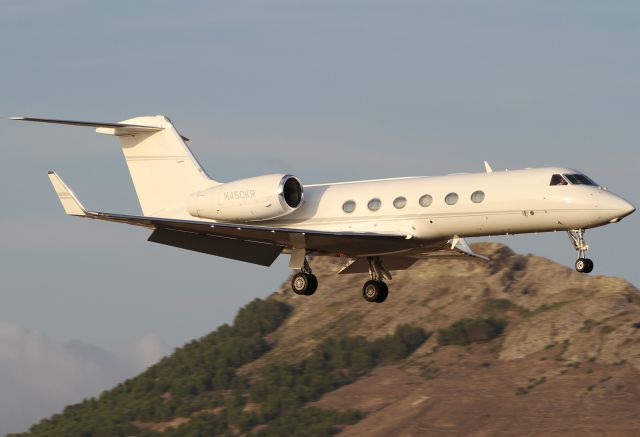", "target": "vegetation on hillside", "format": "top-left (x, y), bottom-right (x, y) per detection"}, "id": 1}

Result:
top-left (11, 298), bottom-right (428, 437)
top-left (437, 317), bottom-right (507, 346)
